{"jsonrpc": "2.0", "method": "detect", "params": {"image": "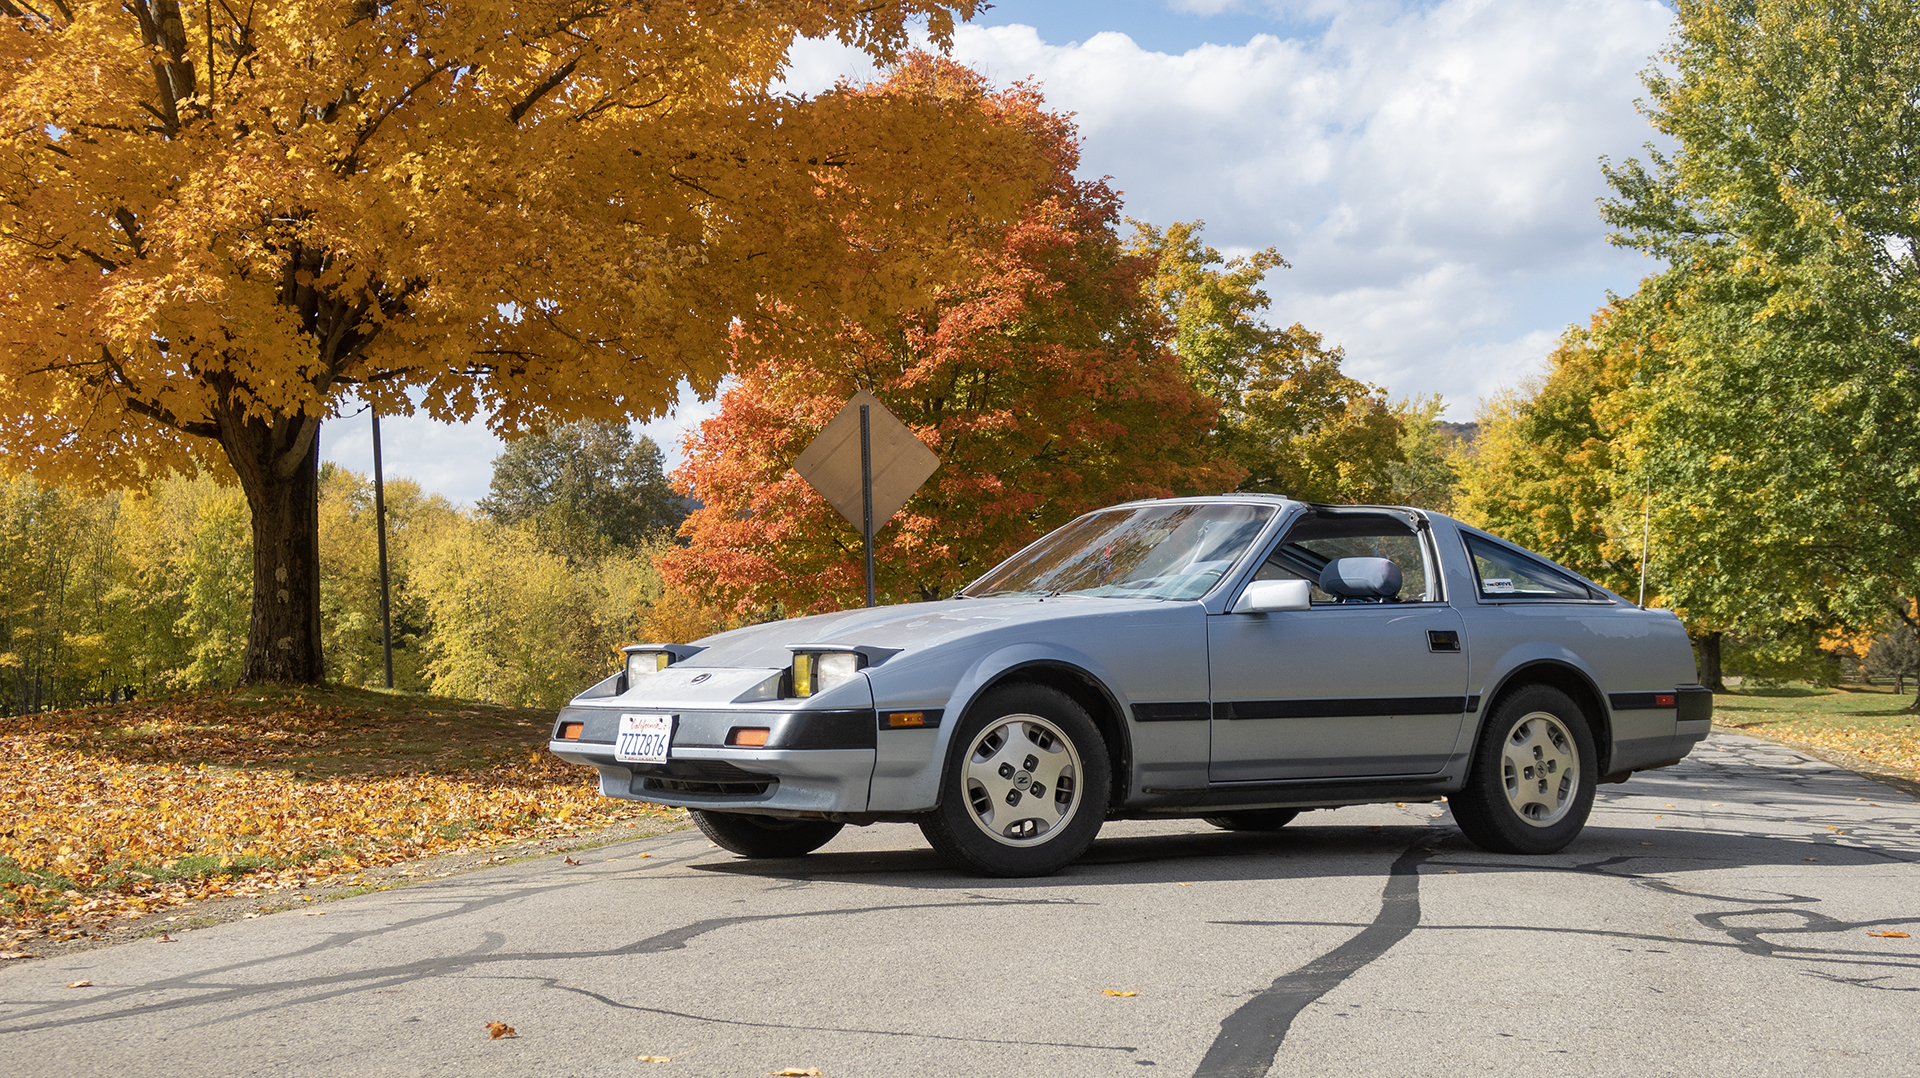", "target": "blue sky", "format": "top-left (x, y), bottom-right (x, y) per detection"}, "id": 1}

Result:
top-left (321, 0), bottom-right (1677, 504)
